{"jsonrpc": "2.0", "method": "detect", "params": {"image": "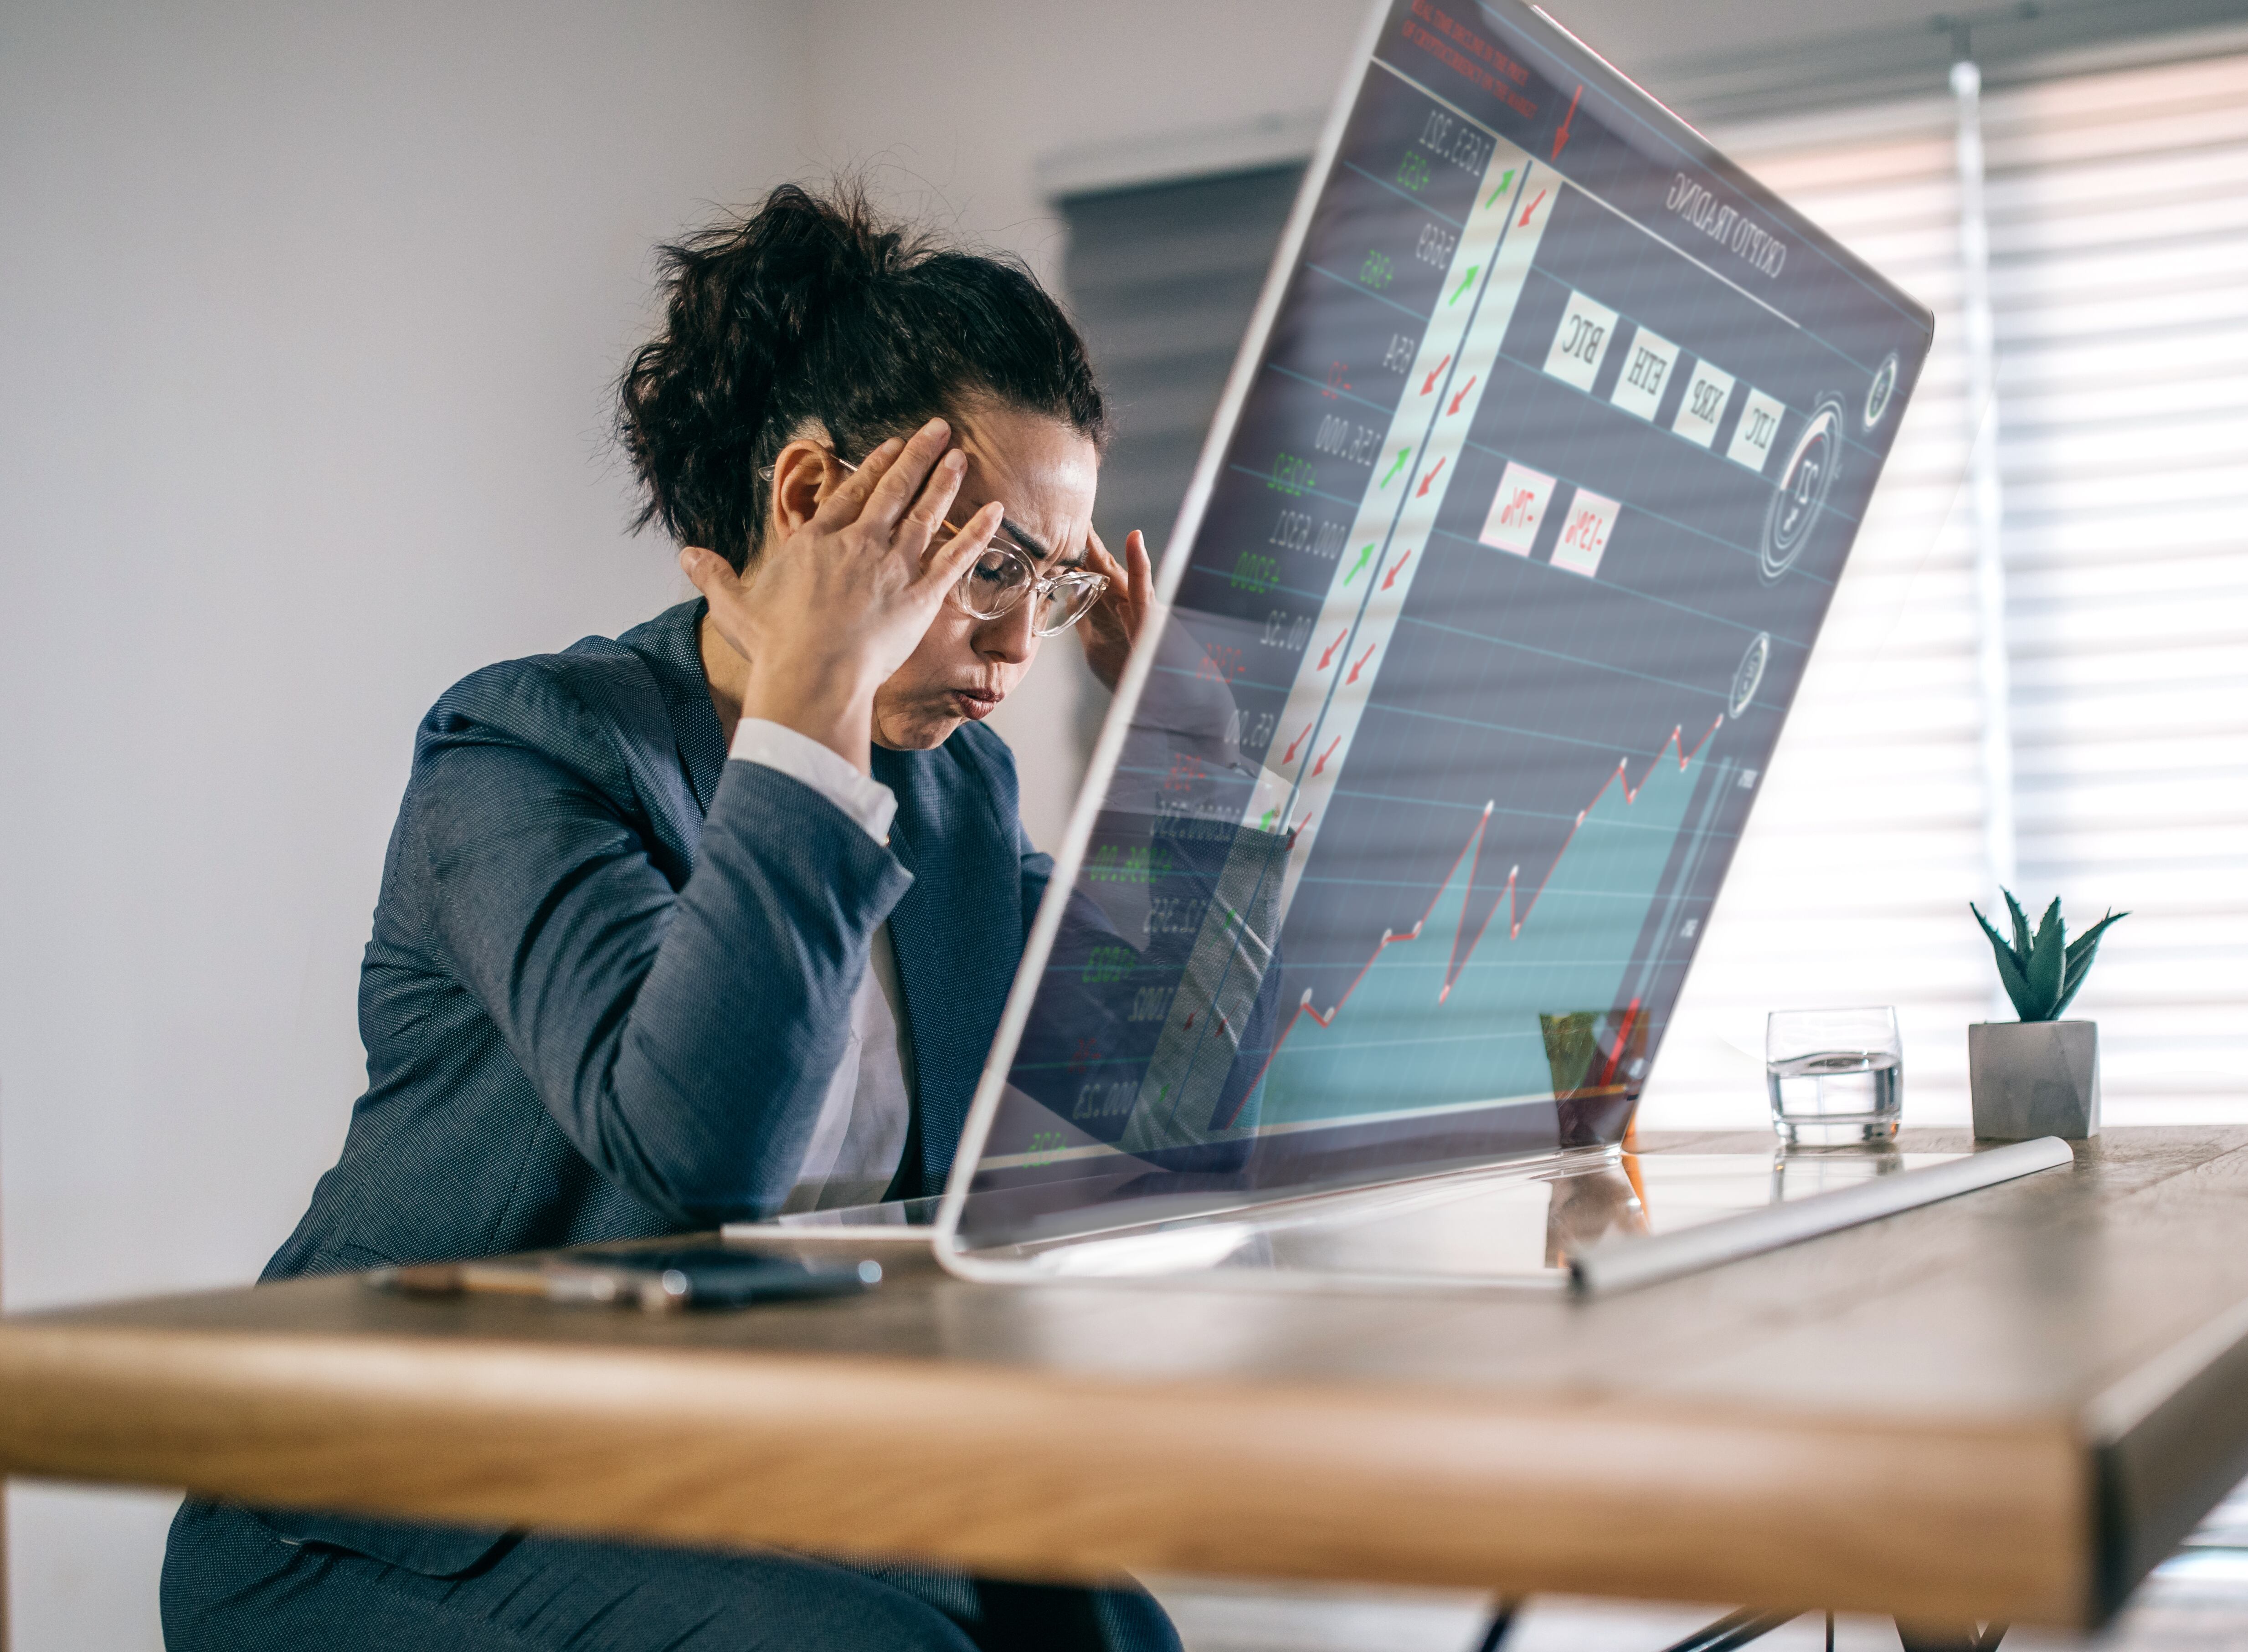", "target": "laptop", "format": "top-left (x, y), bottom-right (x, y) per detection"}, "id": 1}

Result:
top-left (727, 0), bottom-right (2066, 1293)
